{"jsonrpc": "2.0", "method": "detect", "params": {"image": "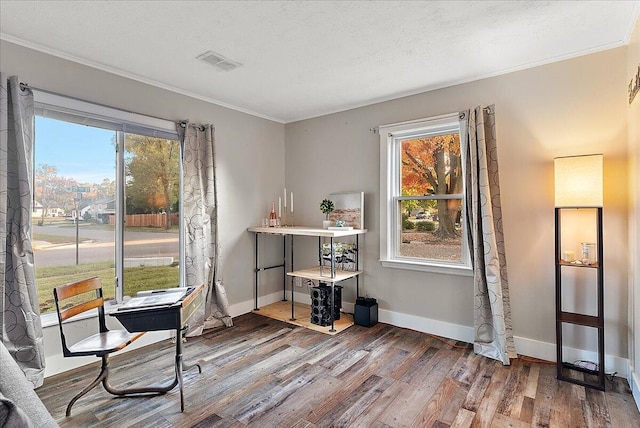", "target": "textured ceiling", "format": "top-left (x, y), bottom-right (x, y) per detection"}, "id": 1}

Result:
top-left (1, 1), bottom-right (639, 123)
